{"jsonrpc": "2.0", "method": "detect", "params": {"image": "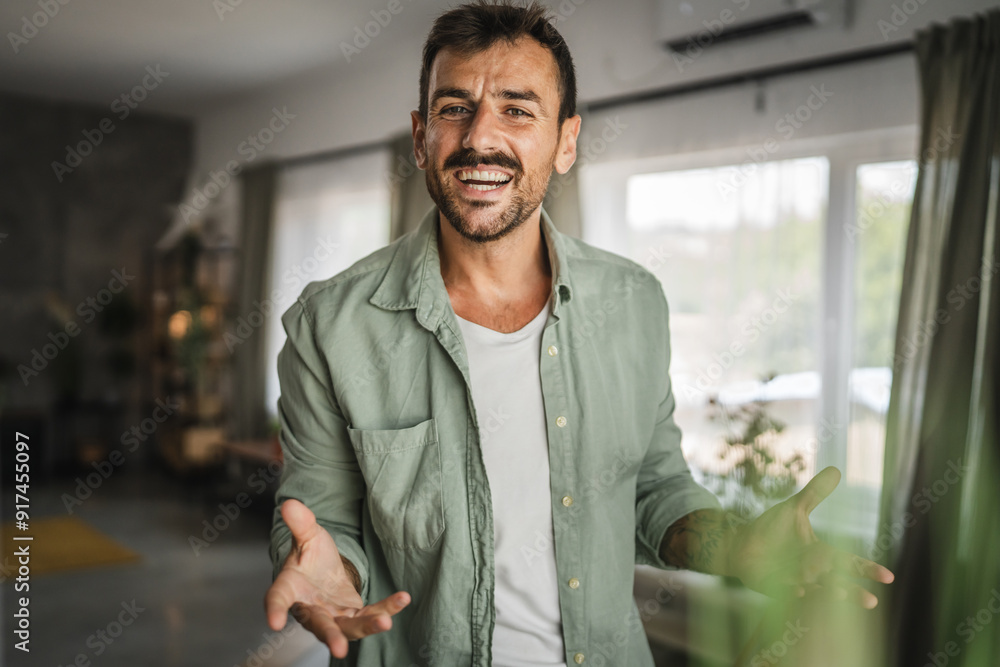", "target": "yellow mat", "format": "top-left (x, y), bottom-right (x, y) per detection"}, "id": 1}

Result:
top-left (1, 516), bottom-right (141, 577)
